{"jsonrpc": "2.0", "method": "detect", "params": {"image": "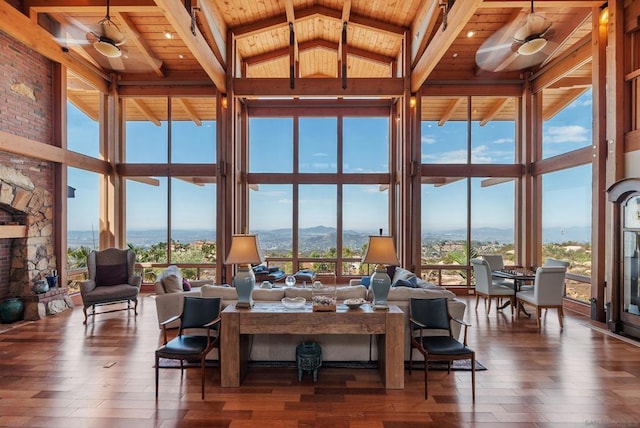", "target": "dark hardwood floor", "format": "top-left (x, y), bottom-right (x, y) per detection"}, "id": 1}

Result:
top-left (1, 294), bottom-right (639, 427)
